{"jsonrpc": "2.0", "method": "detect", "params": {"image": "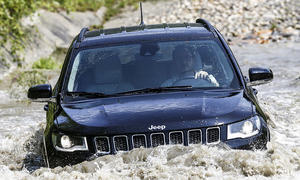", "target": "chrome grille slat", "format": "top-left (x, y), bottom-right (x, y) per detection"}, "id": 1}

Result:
top-left (151, 133), bottom-right (165, 147)
top-left (188, 129), bottom-right (202, 144)
top-left (206, 127), bottom-right (220, 144)
top-left (169, 131), bottom-right (183, 144)
top-left (132, 134), bottom-right (147, 148)
top-left (94, 136), bottom-right (110, 153)
top-left (113, 135), bottom-right (129, 151)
